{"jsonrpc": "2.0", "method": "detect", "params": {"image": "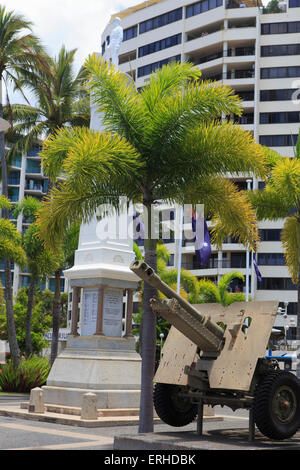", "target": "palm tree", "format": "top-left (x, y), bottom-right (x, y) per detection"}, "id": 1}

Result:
top-left (13, 197), bottom-right (63, 356)
top-left (197, 271), bottom-right (247, 306)
top-left (5, 45), bottom-right (90, 159)
top-left (5, 45), bottom-right (90, 364)
top-left (247, 136), bottom-right (300, 377)
top-left (36, 57), bottom-right (267, 432)
top-left (0, 5), bottom-right (45, 367)
top-left (0, 195), bottom-right (26, 364)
